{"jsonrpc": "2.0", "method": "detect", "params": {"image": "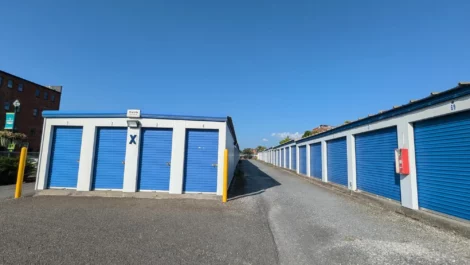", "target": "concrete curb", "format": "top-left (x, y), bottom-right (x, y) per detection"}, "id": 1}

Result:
top-left (35, 190), bottom-right (219, 200)
top-left (259, 160), bottom-right (470, 239)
